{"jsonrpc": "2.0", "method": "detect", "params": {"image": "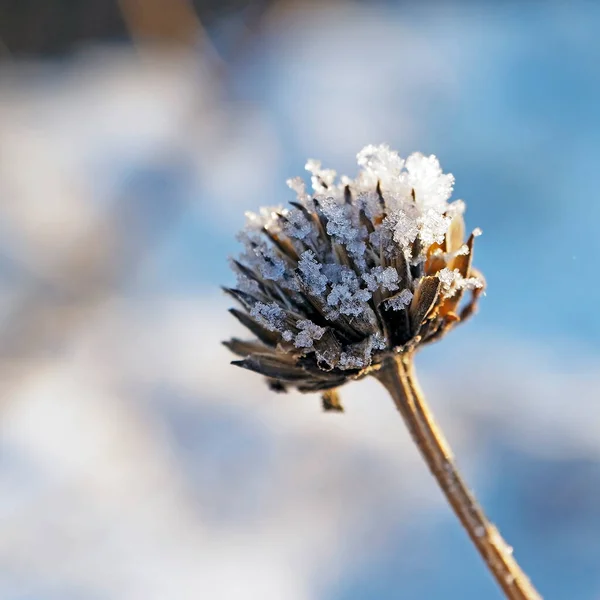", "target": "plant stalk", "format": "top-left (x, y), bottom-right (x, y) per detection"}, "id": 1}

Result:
top-left (374, 353), bottom-right (541, 600)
